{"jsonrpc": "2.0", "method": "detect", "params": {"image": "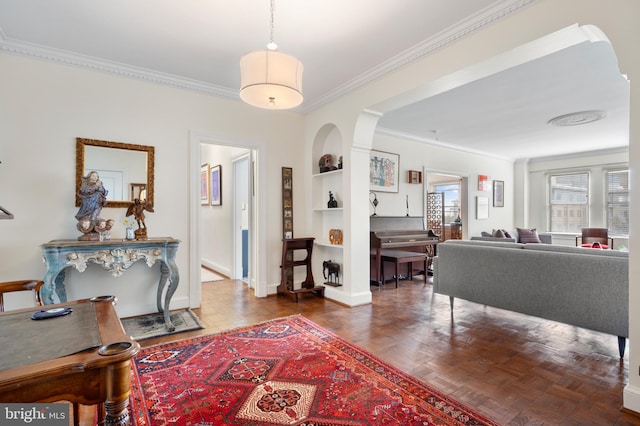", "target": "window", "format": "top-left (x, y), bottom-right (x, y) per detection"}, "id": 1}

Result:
top-left (606, 169), bottom-right (629, 236)
top-left (434, 183), bottom-right (460, 224)
top-left (549, 173), bottom-right (588, 233)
